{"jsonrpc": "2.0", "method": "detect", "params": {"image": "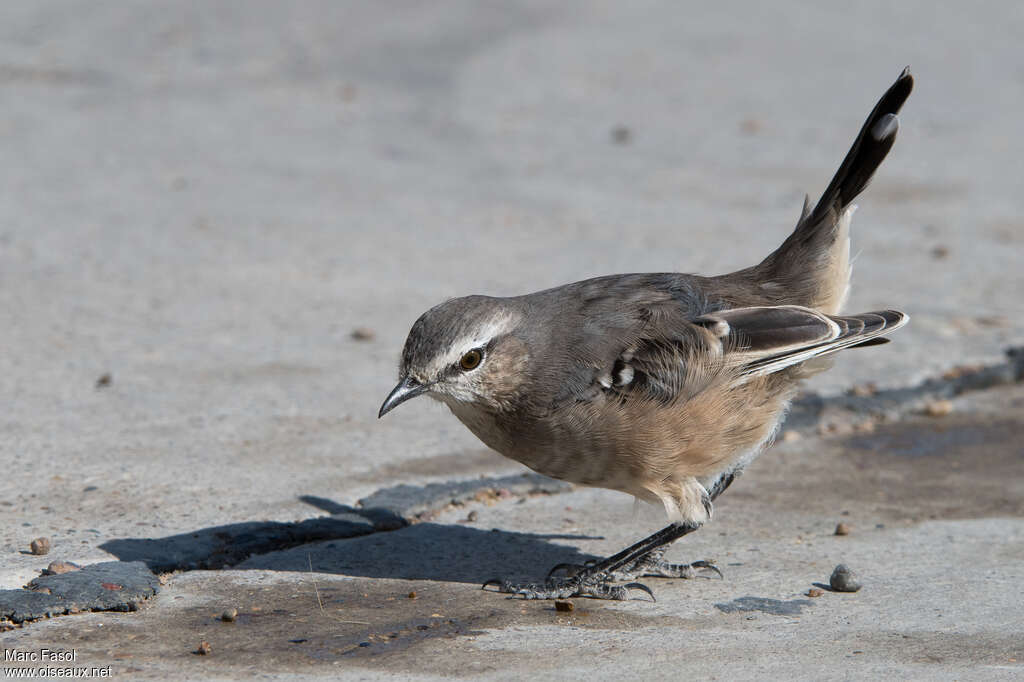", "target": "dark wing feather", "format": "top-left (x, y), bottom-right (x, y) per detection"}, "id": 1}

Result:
top-left (693, 305), bottom-right (908, 378)
top-left (694, 305), bottom-right (839, 353)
